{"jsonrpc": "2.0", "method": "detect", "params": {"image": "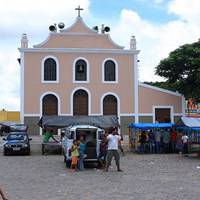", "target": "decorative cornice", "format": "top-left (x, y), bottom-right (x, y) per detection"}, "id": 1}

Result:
top-left (18, 47), bottom-right (140, 54)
